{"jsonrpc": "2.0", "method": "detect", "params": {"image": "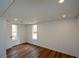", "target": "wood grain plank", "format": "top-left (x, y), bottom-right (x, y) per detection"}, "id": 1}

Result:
top-left (6, 43), bottom-right (76, 58)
